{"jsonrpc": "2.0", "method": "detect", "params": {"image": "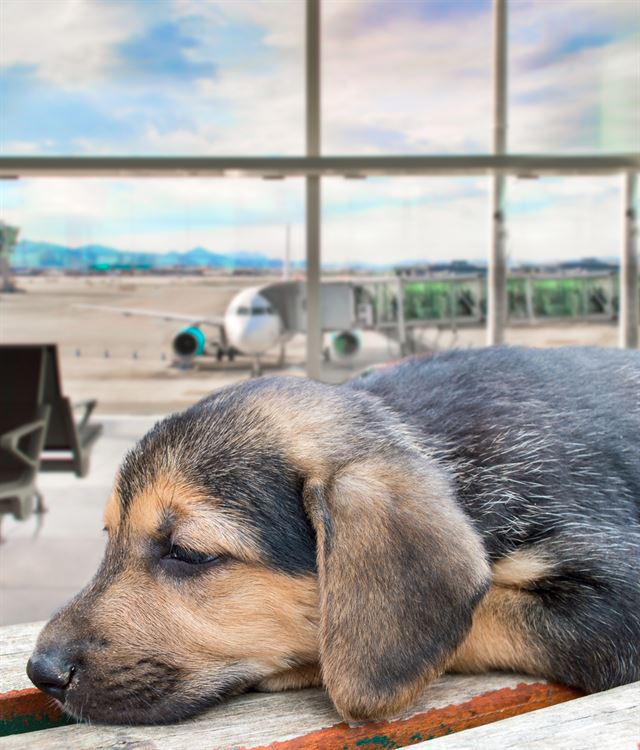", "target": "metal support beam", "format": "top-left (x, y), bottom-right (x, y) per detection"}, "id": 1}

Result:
top-left (488, 176), bottom-right (508, 344)
top-left (306, 177), bottom-right (322, 378)
top-left (620, 172), bottom-right (639, 348)
top-left (396, 277), bottom-right (407, 356)
top-left (487, 0), bottom-right (508, 345)
top-left (305, 0), bottom-right (322, 379)
top-left (2, 155), bottom-right (637, 179)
